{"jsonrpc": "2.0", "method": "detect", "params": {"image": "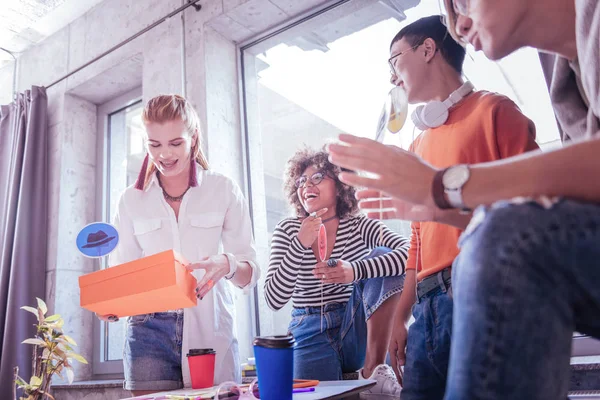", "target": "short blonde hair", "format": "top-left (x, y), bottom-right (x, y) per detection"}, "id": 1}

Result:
top-left (135, 94), bottom-right (209, 190)
top-left (442, 0), bottom-right (467, 45)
